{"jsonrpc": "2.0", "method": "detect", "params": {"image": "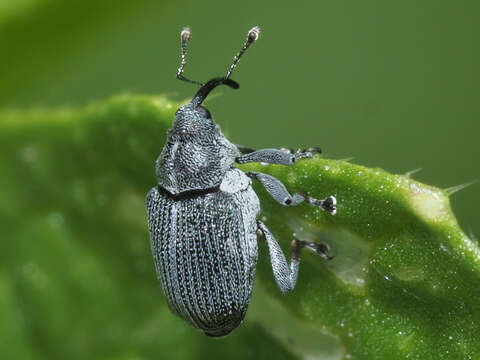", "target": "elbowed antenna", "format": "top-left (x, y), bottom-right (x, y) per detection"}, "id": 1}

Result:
top-left (176, 27), bottom-right (203, 85)
top-left (190, 26), bottom-right (261, 107)
top-left (225, 26), bottom-right (260, 80)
